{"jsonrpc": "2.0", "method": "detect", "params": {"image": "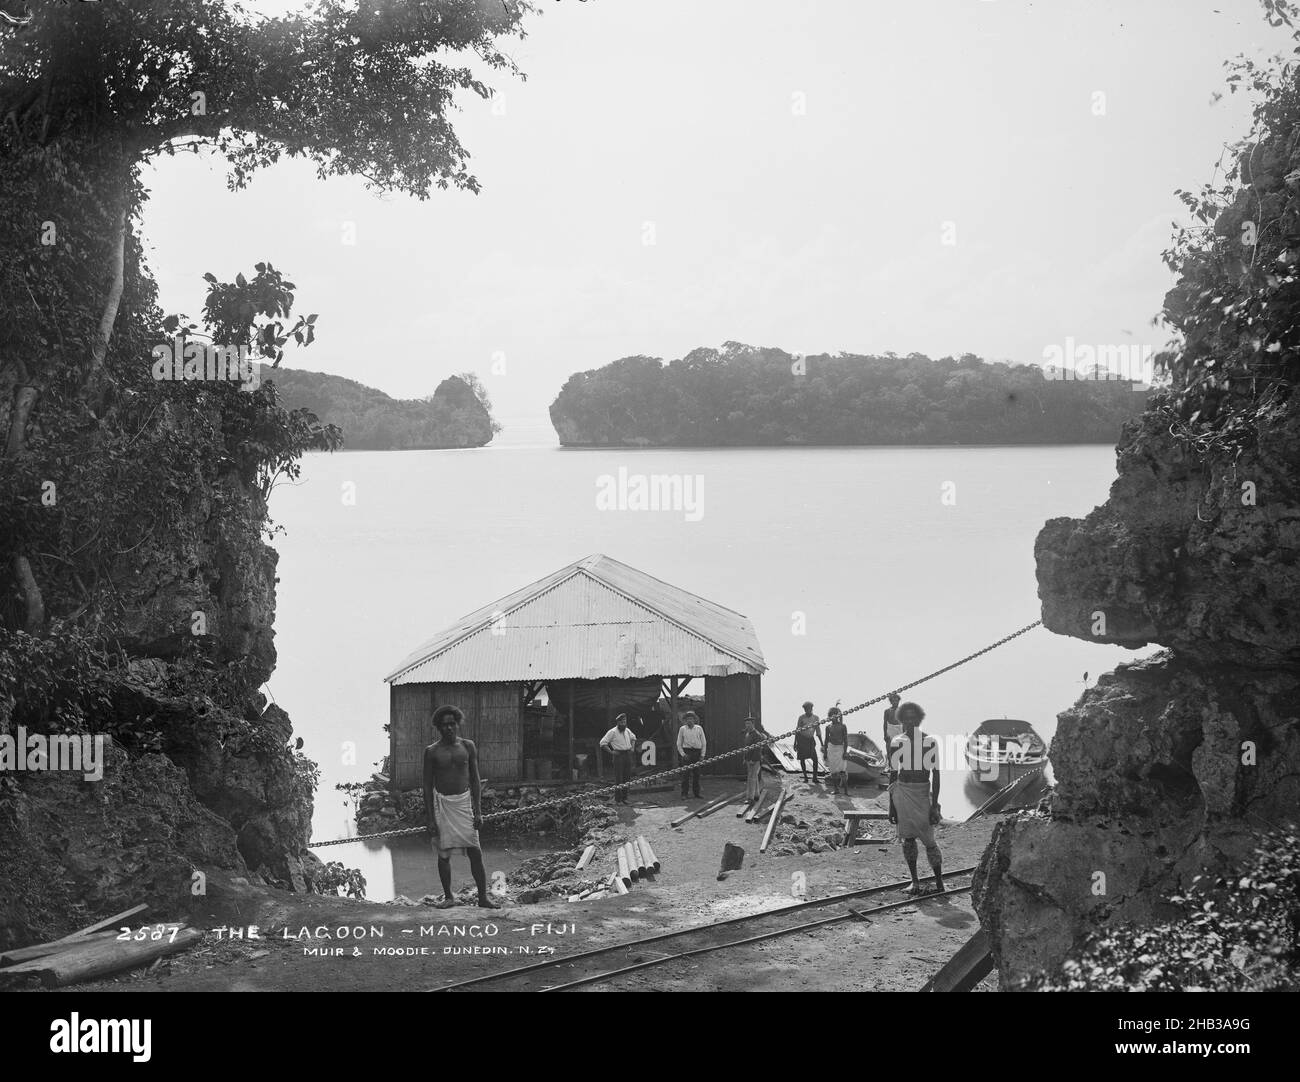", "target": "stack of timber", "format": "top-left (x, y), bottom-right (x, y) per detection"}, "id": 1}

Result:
top-left (0, 905), bottom-right (202, 988)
